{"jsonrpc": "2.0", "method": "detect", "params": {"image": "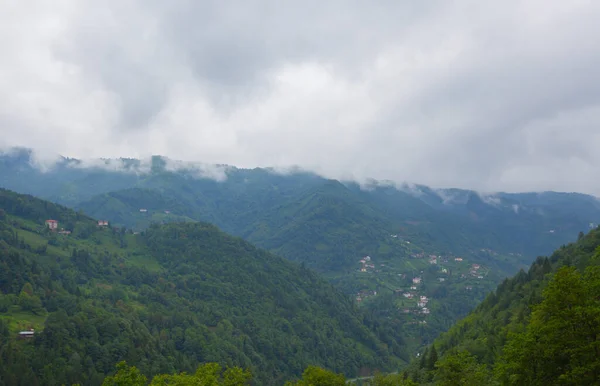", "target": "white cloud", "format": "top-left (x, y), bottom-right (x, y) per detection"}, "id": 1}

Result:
top-left (1, 0), bottom-right (600, 194)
